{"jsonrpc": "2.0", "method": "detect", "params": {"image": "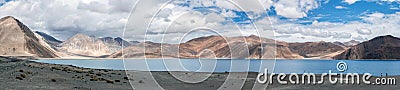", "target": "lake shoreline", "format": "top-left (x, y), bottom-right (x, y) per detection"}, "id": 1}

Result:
top-left (0, 57), bottom-right (399, 89)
